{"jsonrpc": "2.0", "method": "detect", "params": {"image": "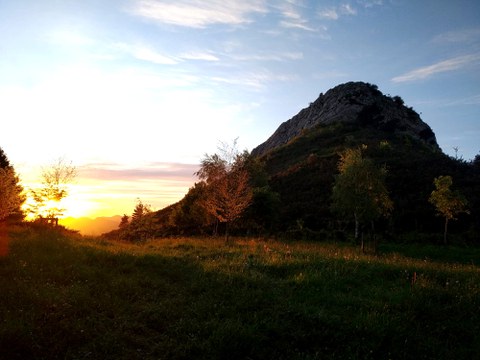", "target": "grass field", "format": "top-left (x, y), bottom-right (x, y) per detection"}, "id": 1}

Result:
top-left (1, 226), bottom-right (479, 359)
